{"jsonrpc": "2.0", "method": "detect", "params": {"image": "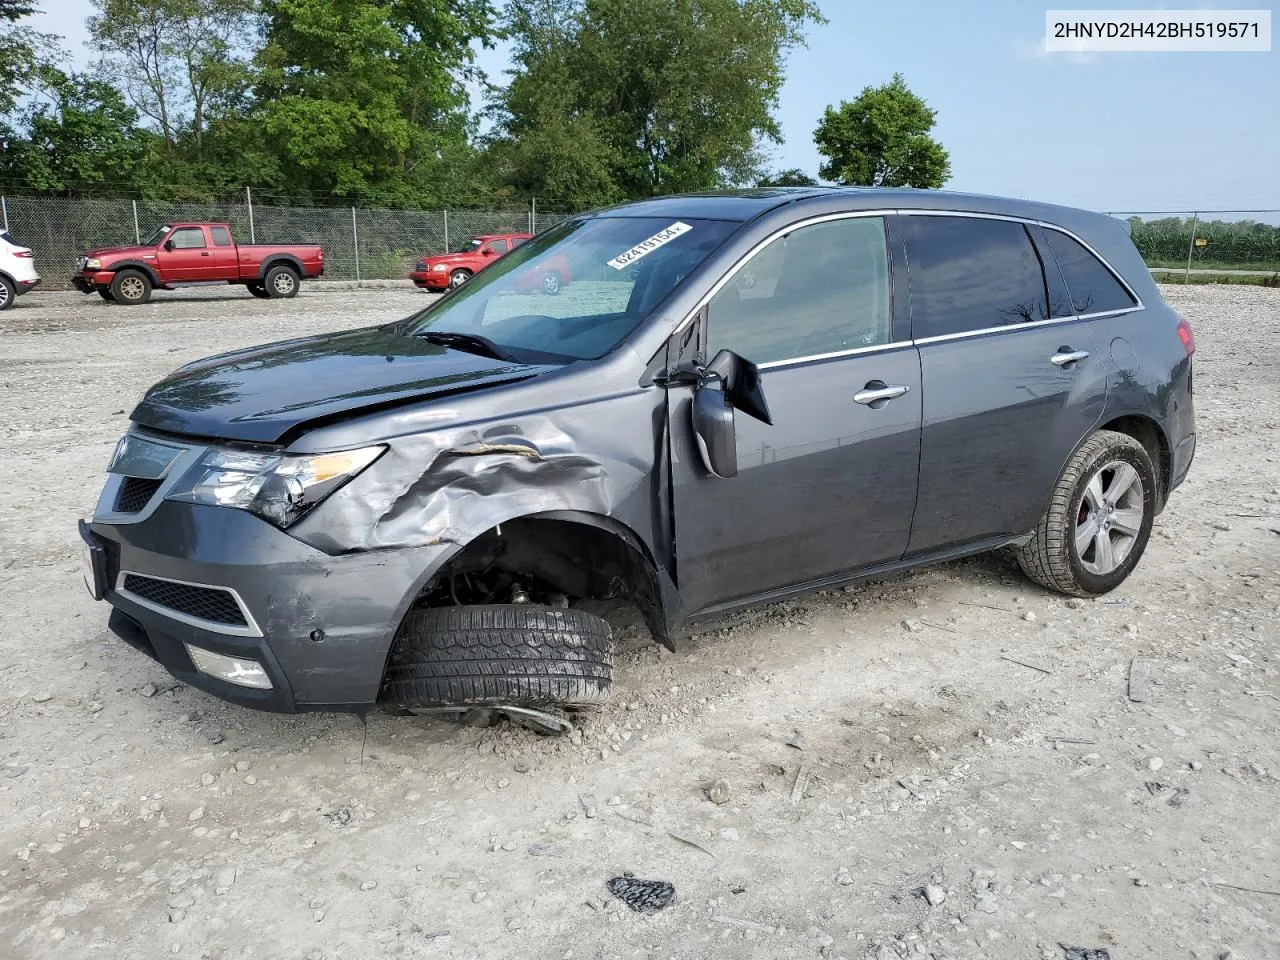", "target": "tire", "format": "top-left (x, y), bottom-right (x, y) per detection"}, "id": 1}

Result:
top-left (247, 283), bottom-right (271, 299)
top-left (110, 269), bottom-right (152, 305)
top-left (1017, 430), bottom-right (1156, 597)
top-left (380, 605), bottom-right (613, 711)
top-left (263, 264), bottom-right (299, 298)
top-left (448, 269), bottom-right (471, 290)
top-left (98, 288), bottom-right (116, 302)
top-left (0, 276), bottom-right (14, 311)
top-left (540, 270), bottom-right (562, 296)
